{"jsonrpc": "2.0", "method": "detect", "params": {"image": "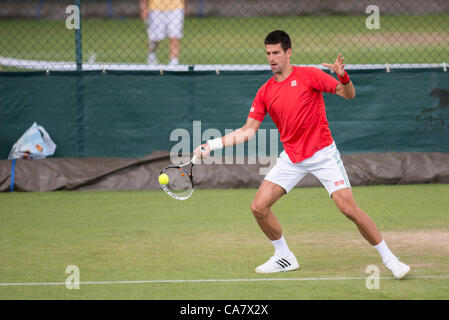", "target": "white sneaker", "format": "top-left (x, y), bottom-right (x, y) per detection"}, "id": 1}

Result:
top-left (384, 258), bottom-right (410, 279)
top-left (147, 53), bottom-right (158, 64)
top-left (255, 251), bottom-right (299, 273)
top-left (168, 58), bottom-right (179, 65)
